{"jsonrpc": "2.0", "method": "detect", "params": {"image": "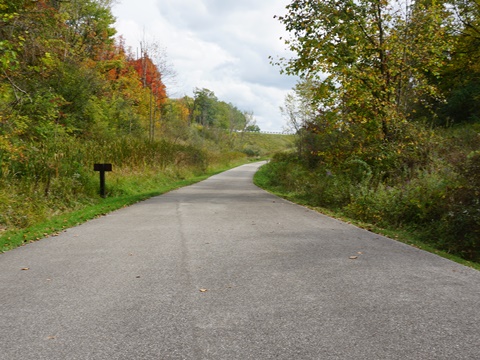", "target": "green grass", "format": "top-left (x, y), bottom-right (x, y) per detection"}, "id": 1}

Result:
top-left (254, 164), bottom-right (480, 271)
top-left (0, 162), bottom-right (245, 253)
top-left (0, 132), bottom-right (296, 254)
top-left (239, 133), bottom-right (295, 157)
